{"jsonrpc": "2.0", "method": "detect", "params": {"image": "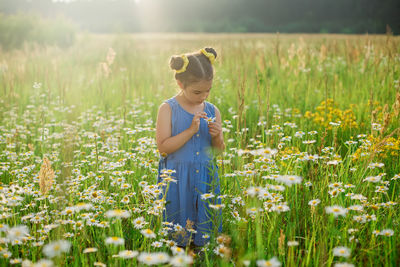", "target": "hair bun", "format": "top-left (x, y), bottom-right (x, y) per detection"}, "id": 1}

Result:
top-left (204, 47), bottom-right (217, 59)
top-left (169, 55), bottom-right (185, 71)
